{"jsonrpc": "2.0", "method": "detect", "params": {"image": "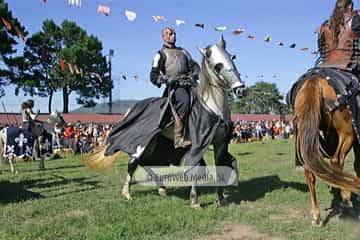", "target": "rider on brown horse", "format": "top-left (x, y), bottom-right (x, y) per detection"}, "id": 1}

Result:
top-left (150, 27), bottom-right (200, 149)
top-left (293, 0), bottom-right (360, 167)
top-left (317, 0), bottom-right (360, 74)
